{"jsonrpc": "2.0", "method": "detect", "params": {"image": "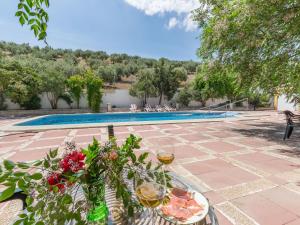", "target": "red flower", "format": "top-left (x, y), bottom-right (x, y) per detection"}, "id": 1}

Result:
top-left (47, 173), bottom-right (65, 192)
top-left (60, 151), bottom-right (85, 173)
